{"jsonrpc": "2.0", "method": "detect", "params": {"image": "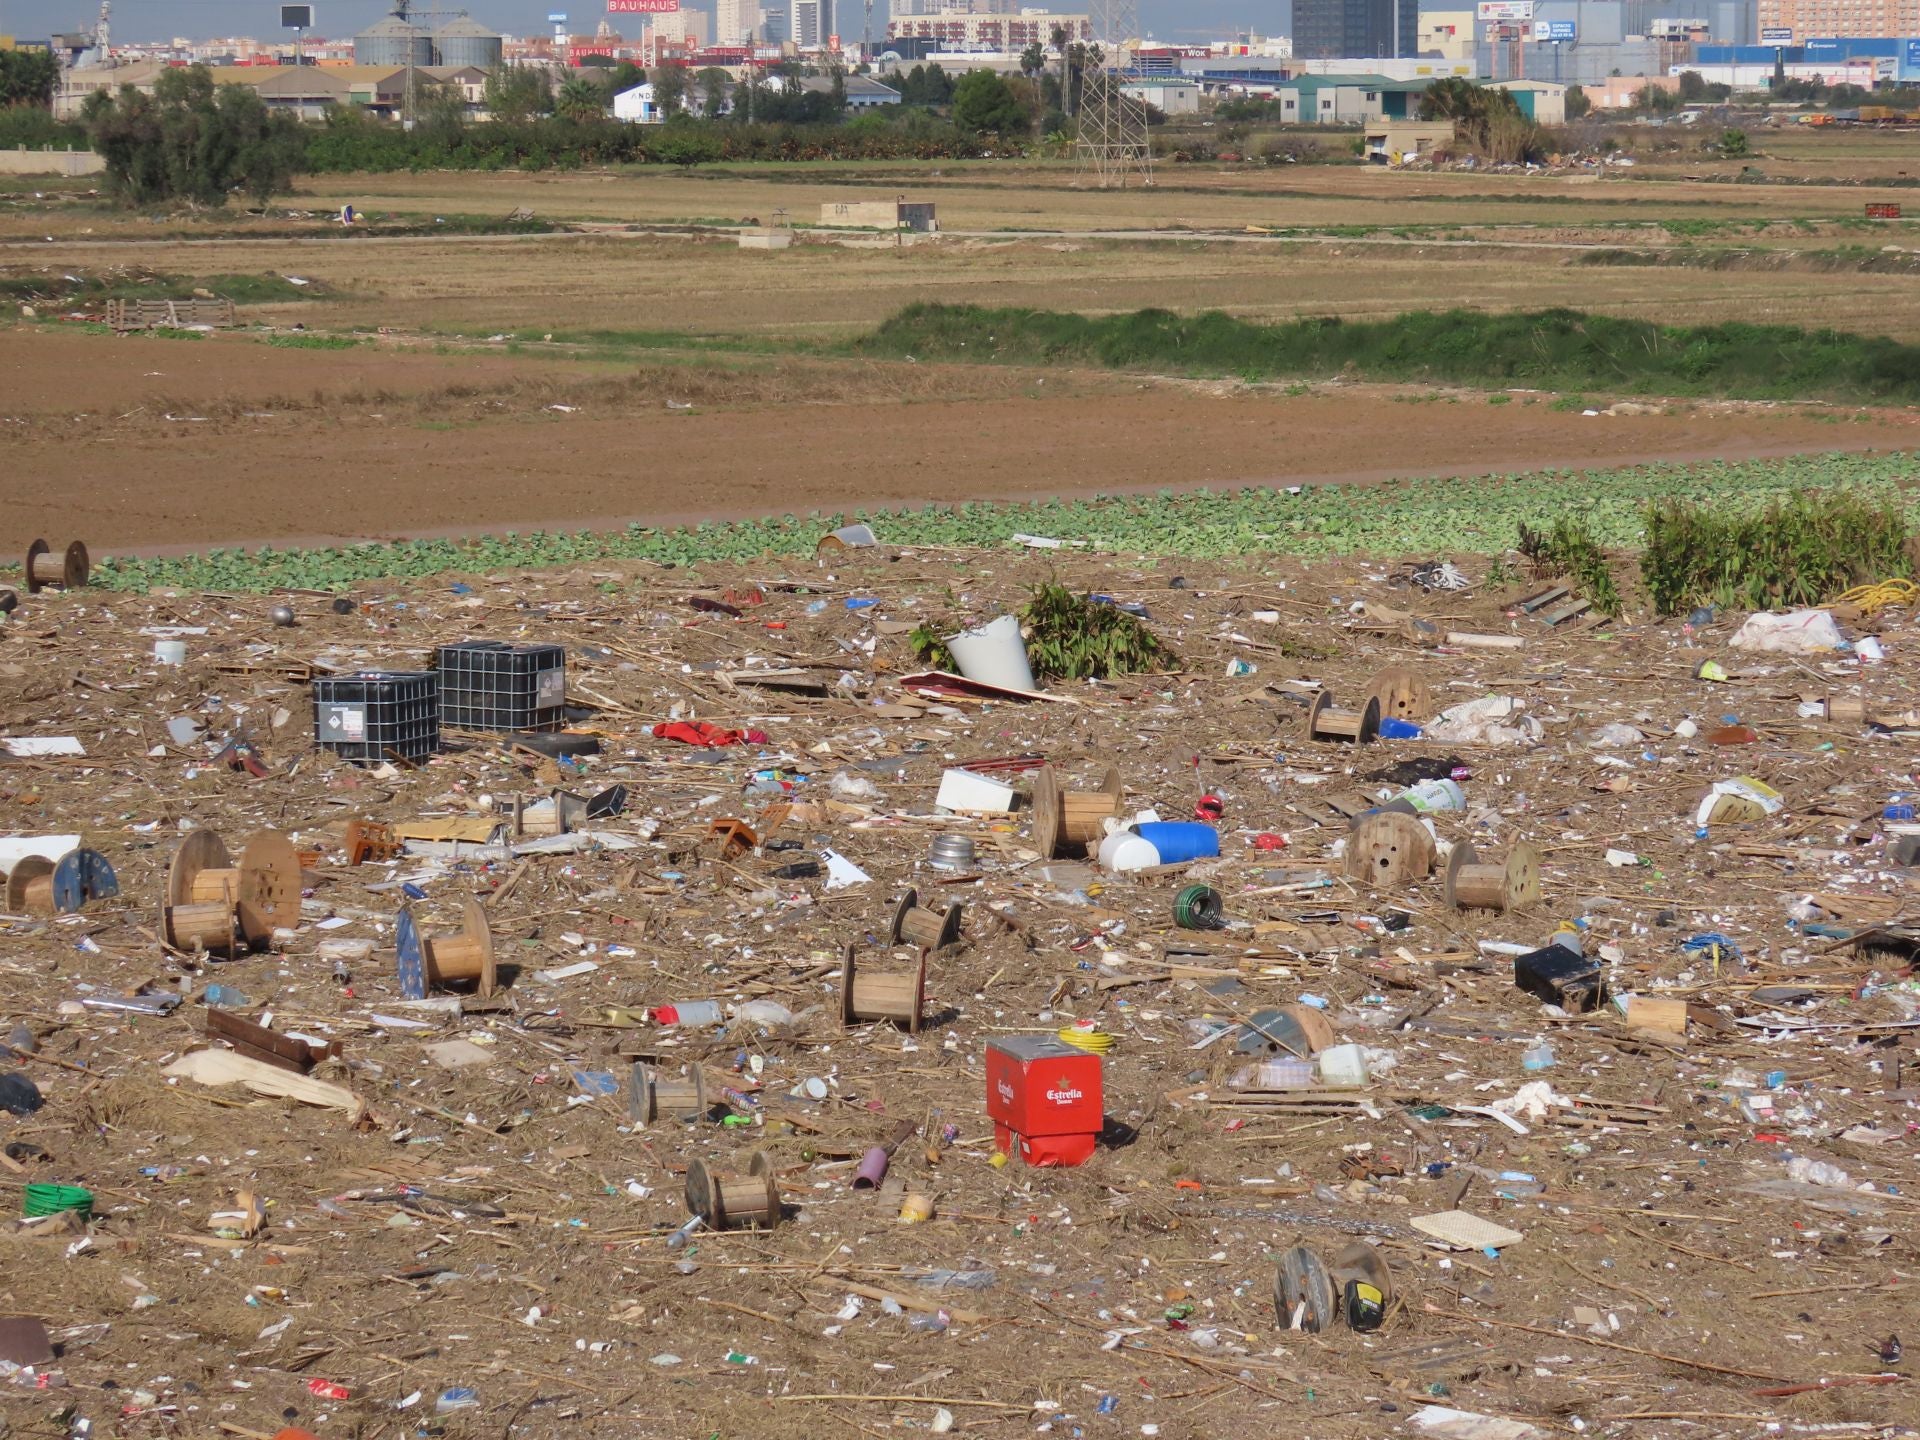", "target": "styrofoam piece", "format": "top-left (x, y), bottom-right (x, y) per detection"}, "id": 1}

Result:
top-left (935, 768), bottom-right (1017, 813)
top-left (0, 835), bottom-right (81, 877)
top-left (1410, 1209), bottom-right (1526, 1251)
